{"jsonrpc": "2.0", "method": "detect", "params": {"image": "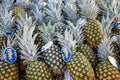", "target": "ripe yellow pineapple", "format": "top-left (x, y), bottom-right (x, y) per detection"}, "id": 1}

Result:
top-left (95, 32), bottom-right (120, 79)
top-left (57, 29), bottom-right (95, 80)
top-left (16, 15), bottom-right (53, 80)
top-left (67, 21), bottom-right (97, 68)
top-left (78, 0), bottom-right (104, 48)
top-left (0, 36), bottom-right (19, 80)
